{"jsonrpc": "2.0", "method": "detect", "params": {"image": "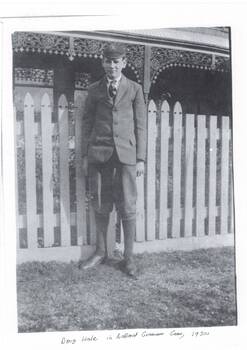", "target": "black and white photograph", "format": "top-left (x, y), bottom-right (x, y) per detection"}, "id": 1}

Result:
top-left (1, 3), bottom-right (247, 350)
top-left (13, 26), bottom-right (236, 331)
